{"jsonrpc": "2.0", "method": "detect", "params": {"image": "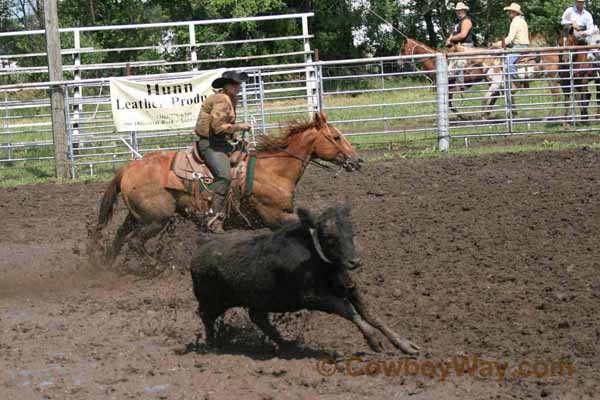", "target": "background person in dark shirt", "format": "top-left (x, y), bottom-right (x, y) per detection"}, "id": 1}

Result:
top-left (446, 2), bottom-right (475, 48)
